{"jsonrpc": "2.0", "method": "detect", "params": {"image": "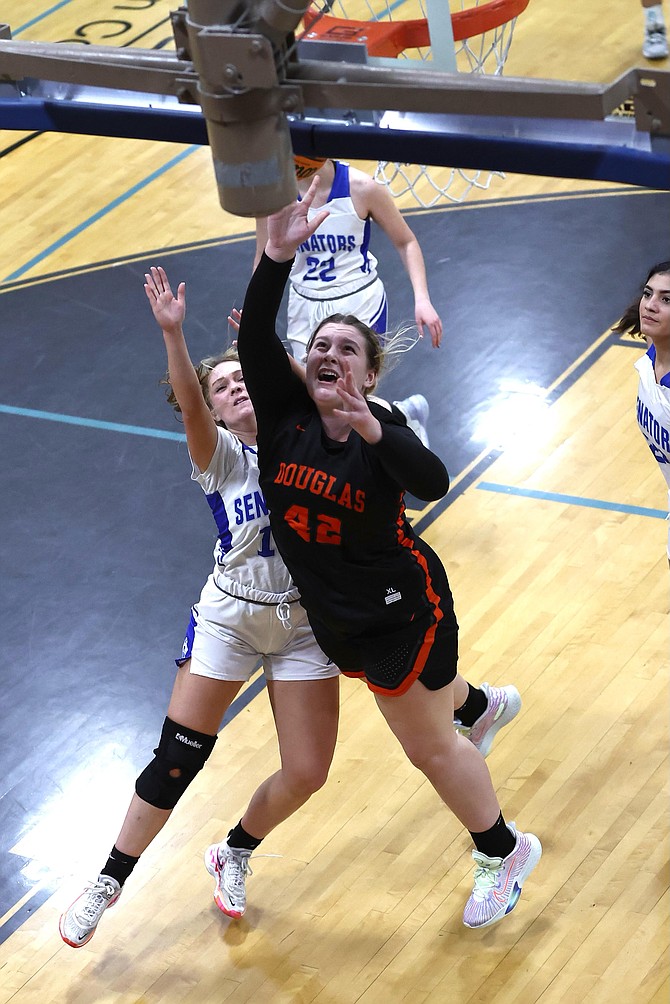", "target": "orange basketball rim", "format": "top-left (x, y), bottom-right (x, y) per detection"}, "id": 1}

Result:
top-left (300, 0), bottom-right (531, 57)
